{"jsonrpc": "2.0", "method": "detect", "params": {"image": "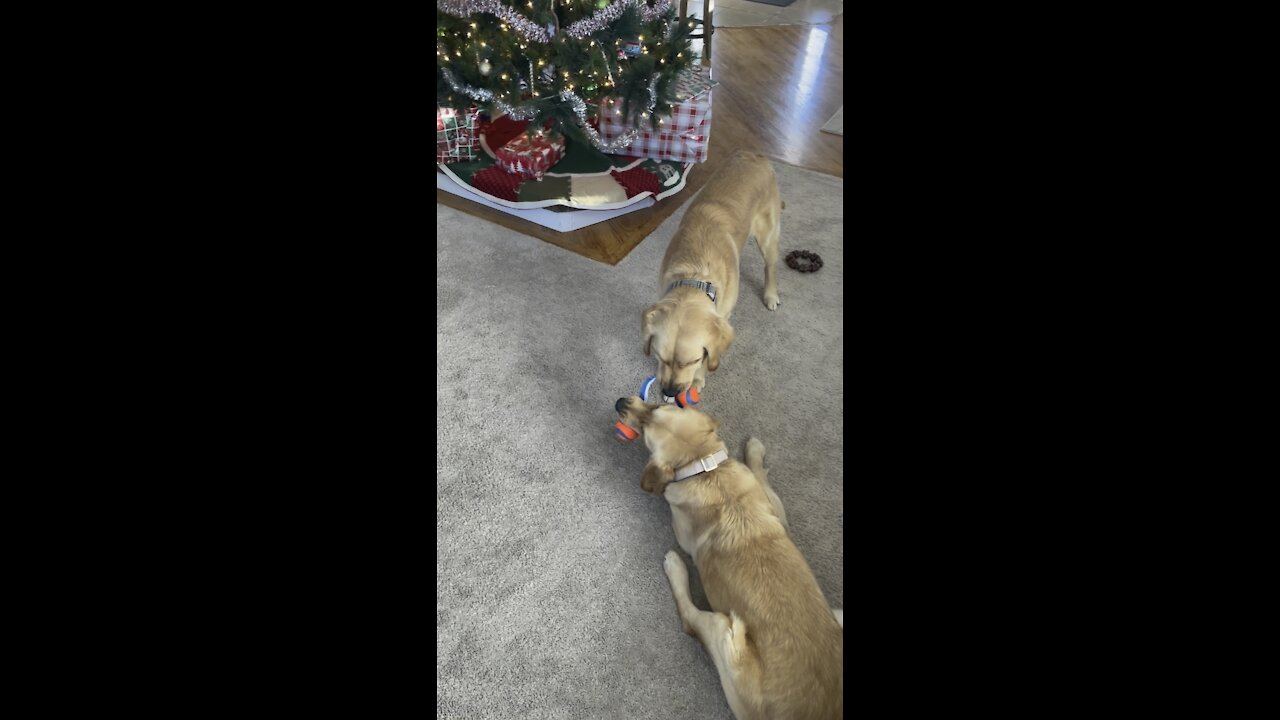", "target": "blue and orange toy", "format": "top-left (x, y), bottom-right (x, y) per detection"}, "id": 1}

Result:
top-left (614, 375), bottom-right (702, 441)
top-left (614, 422), bottom-right (639, 441)
top-left (639, 374), bottom-right (701, 408)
